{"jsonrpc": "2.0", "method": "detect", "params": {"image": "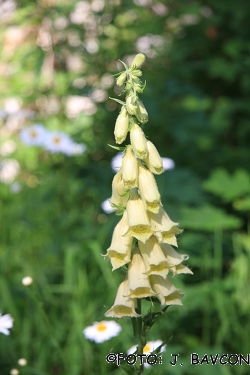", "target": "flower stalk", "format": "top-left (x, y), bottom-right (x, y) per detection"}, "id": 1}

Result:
top-left (104, 54), bottom-right (192, 373)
